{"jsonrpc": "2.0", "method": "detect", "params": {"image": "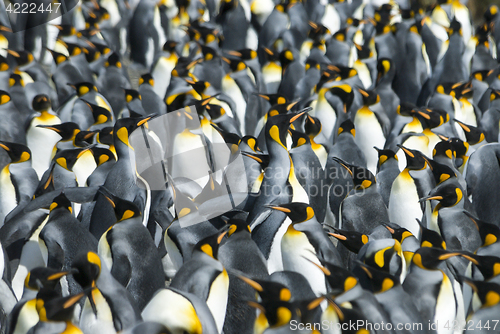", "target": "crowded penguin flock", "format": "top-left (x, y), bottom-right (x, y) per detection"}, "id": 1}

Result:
top-left (2, 0), bottom-right (500, 332)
